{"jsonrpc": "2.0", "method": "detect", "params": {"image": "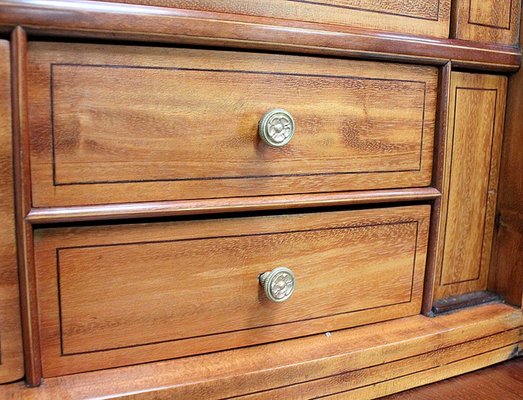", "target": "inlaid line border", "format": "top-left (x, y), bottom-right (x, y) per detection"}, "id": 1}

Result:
top-left (53, 220), bottom-right (420, 357)
top-left (467, 0), bottom-right (512, 30)
top-left (48, 63), bottom-right (428, 187)
top-left (439, 87), bottom-right (498, 287)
